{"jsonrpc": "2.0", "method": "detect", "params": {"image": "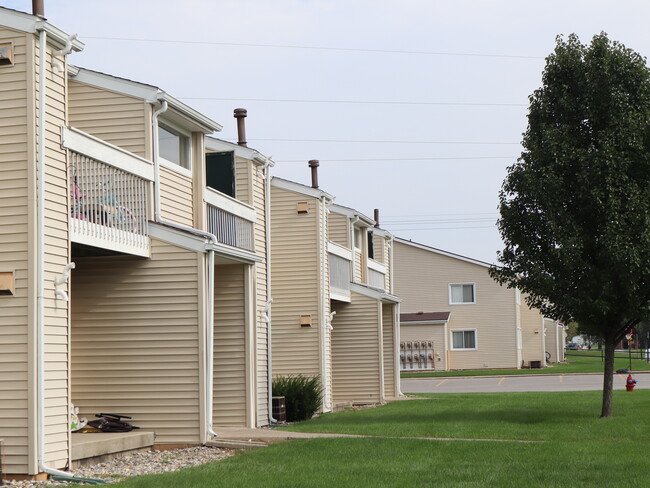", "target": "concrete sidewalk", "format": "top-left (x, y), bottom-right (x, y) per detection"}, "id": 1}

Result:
top-left (208, 426), bottom-right (359, 449)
